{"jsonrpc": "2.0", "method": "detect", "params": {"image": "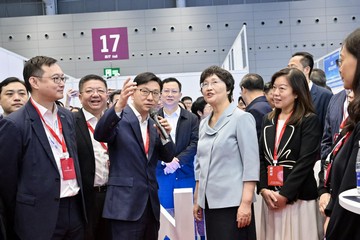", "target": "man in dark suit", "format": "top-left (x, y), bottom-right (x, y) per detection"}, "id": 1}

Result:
top-left (94, 72), bottom-right (175, 240)
top-left (240, 73), bottom-right (272, 139)
top-left (73, 74), bottom-right (110, 239)
top-left (318, 89), bottom-right (348, 215)
top-left (156, 77), bottom-right (199, 209)
top-left (0, 56), bottom-right (86, 239)
top-left (288, 52), bottom-right (333, 131)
